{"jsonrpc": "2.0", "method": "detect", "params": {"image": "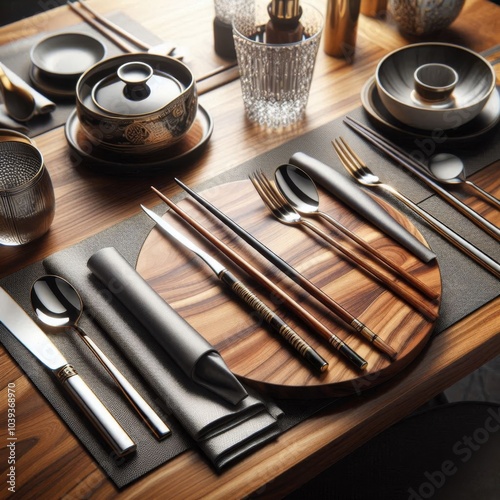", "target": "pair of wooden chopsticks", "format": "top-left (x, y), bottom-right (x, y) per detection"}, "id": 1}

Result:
top-left (152, 185), bottom-right (398, 362)
top-left (67, 0), bottom-right (164, 54)
top-left (150, 187), bottom-right (379, 370)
